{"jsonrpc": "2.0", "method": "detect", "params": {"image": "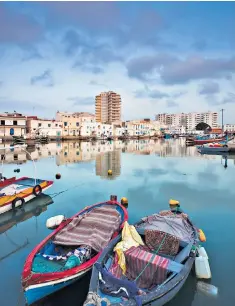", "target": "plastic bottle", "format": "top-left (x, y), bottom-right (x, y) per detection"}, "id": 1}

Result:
top-left (197, 281), bottom-right (218, 297)
top-left (198, 246), bottom-right (208, 259)
top-left (195, 256), bottom-right (212, 279)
